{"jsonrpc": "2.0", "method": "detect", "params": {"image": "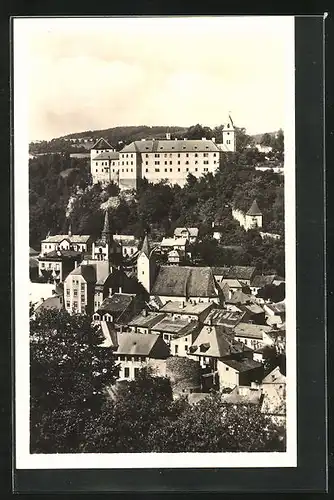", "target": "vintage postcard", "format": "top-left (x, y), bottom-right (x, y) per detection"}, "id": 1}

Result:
top-left (14, 15), bottom-right (296, 470)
